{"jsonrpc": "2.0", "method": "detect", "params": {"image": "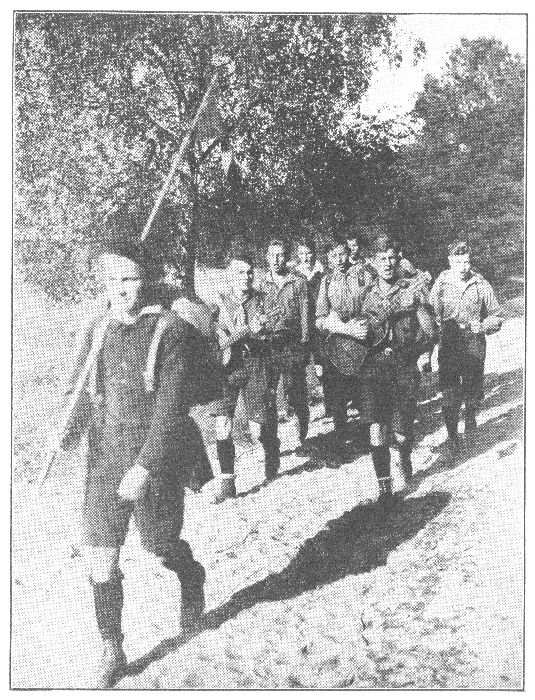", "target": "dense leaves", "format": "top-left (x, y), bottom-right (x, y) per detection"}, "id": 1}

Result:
top-left (14, 17), bottom-right (524, 300)
top-left (394, 38), bottom-right (524, 285)
top-left (15, 13), bottom-right (404, 298)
